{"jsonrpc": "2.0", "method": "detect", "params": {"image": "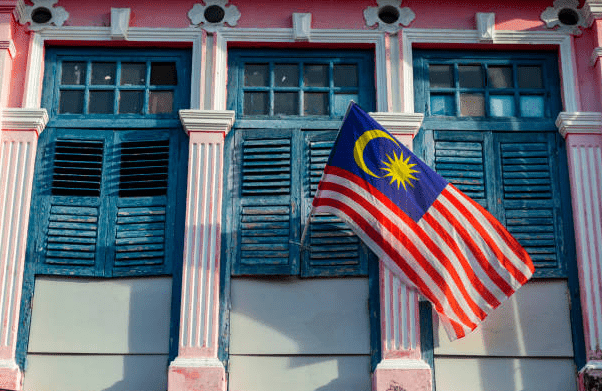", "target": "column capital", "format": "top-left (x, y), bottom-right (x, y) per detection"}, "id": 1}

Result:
top-left (584, 0), bottom-right (602, 27)
top-left (555, 111), bottom-right (602, 138)
top-left (179, 109), bottom-right (235, 136)
top-left (368, 112), bottom-right (424, 137)
top-left (1, 108), bottom-right (48, 135)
